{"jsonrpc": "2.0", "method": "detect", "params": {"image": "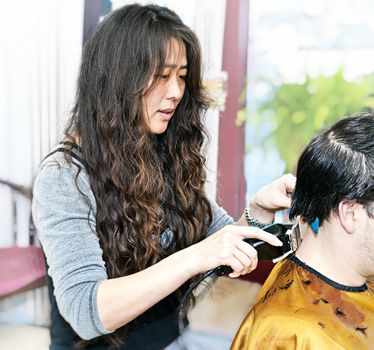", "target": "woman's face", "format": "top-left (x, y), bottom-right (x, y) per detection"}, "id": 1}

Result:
top-left (143, 38), bottom-right (187, 134)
